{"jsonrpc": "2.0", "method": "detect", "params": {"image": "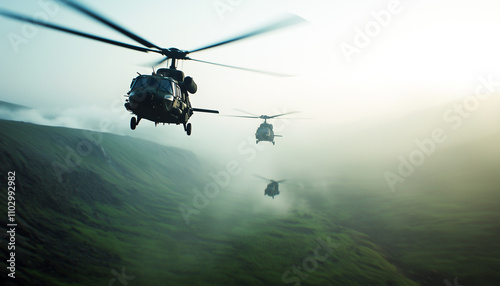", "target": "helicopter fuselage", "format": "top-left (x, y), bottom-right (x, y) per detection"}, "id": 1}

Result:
top-left (256, 122), bottom-right (275, 144)
top-left (125, 74), bottom-right (191, 125)
top-left (123, 68), bottom-right (218, 135)
top-left (265, 181), bottom-right (280, 199)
